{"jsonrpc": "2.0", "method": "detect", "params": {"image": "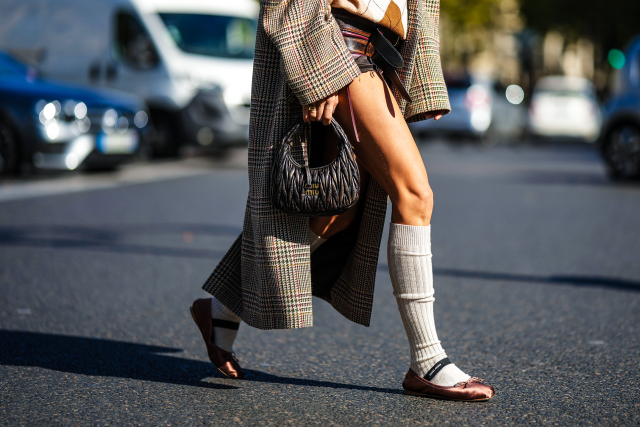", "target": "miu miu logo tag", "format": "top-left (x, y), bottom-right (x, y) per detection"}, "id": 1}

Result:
top-left (304, 183), bottom-right (319, 196)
